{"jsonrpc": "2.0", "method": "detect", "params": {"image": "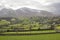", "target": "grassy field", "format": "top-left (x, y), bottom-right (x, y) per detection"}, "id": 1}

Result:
top-left (0, 30), bottom-right (55, 35)
top-left (0, 33), bottom-right (60, 40)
